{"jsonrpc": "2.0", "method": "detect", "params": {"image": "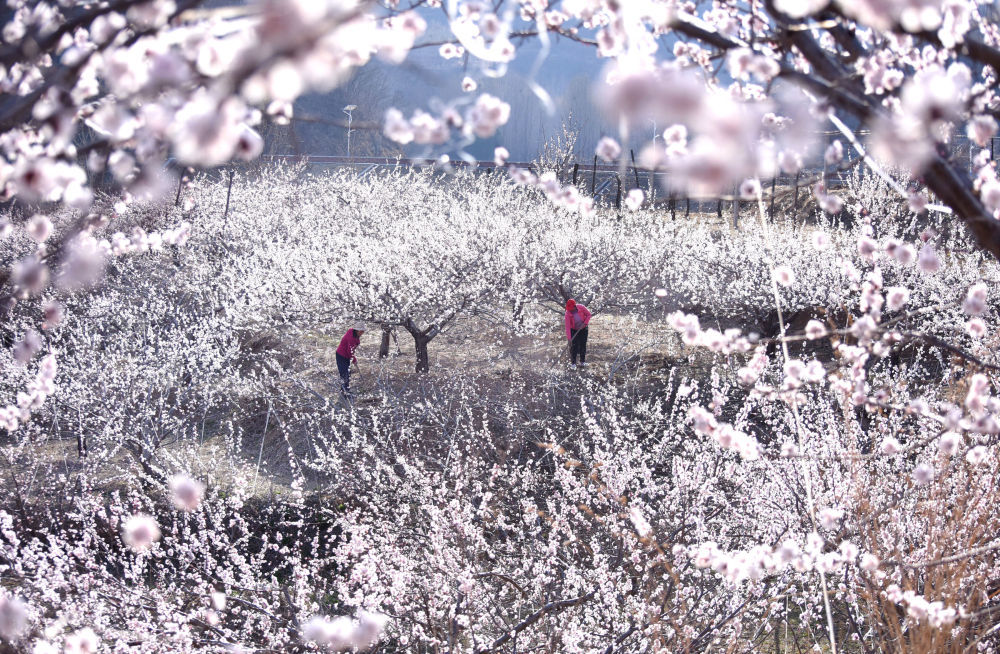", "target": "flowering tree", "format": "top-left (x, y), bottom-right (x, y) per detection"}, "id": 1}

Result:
top-left (375, 1), bottom-right (1000, 262)
top-left (328, 171), bottom-right (515, 373)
